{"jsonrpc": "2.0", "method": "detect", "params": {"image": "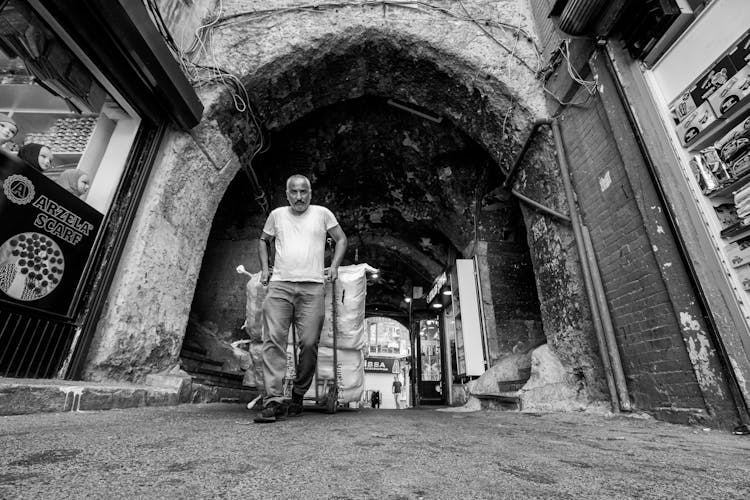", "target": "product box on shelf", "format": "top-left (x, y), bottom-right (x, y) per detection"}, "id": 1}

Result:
top-left (726, 236), bottom-right (750, 268)
top-left (707, 64), bottom-right (750, 118)
top-left (690, 154), bottom-right (721, 193)
top-left (715, 202), bottom-right (739, 228)
top-left (732, 150), bottom-right (750, 179)
top-left (669, 89), bottom-right (698, 125)
top-left (715, 116), bottom-right (750, 159)
top-left (691, 56), bottom-right (738, 106)
top-left (677, 101), bottom-right (718, 146)
top-left (734, 262), bottom-right (750, 291)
